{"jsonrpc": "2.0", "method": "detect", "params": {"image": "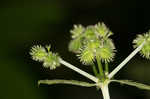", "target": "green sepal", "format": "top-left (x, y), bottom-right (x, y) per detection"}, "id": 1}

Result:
top-left (38, 79), bottom-right (96, 87)
top-left (111, 80), bottom-right (150, 90)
